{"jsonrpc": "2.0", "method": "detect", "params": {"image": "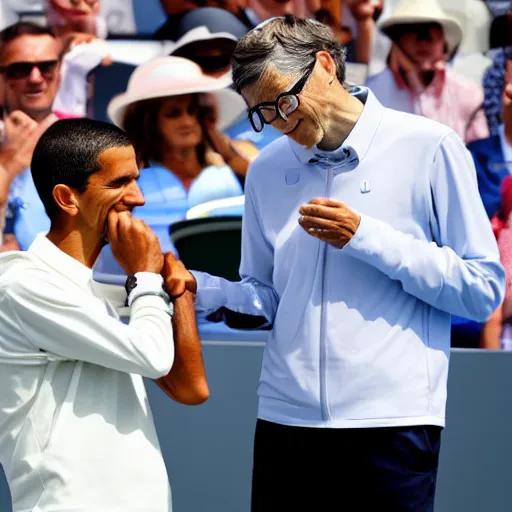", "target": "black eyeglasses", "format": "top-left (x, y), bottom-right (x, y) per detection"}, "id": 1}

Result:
top-left (0, 60), bottom-right (59, 80)
top-left (248, 60), bottom-right (316, 133)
